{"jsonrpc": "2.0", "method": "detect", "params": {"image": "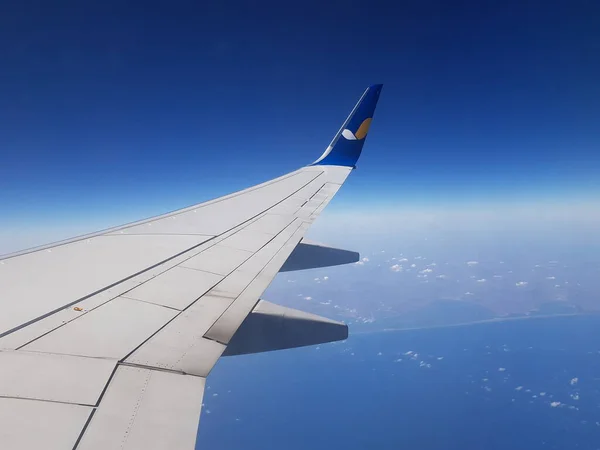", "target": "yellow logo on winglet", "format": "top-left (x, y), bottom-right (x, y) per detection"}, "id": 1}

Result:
top-left (341, 118), bottom-right (372, 140)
